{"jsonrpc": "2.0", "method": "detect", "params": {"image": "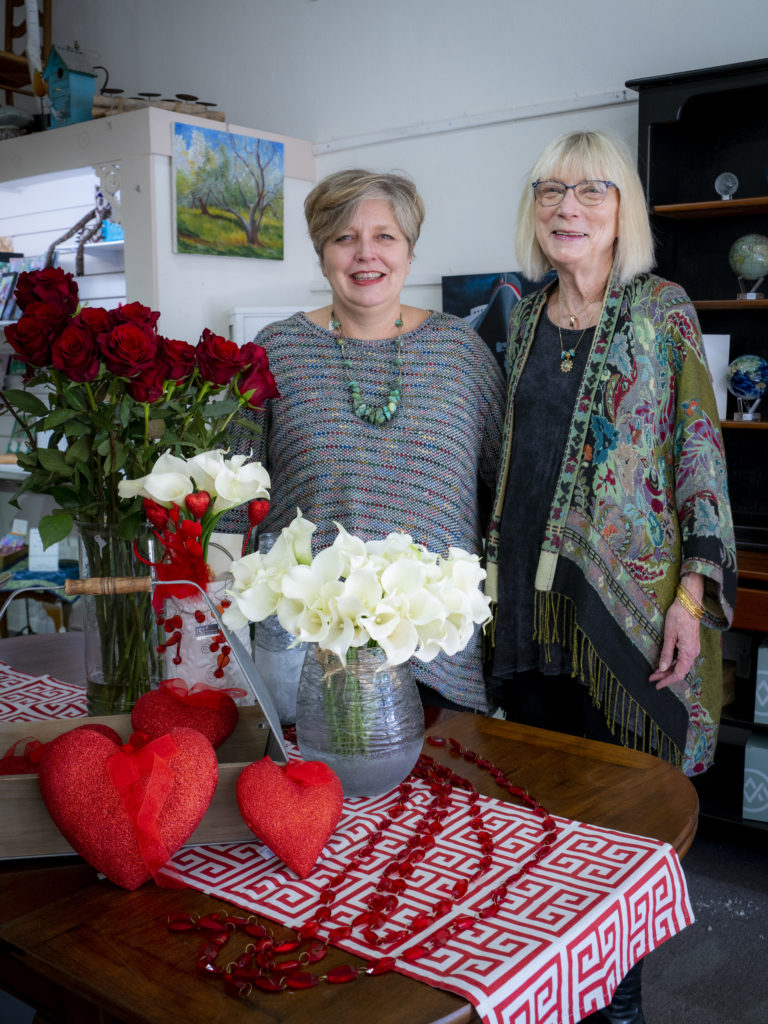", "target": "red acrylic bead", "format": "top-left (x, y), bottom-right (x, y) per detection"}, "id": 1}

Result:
top-left (250, 975), bottom-right (283, 992)
top-left (273, 939), bottom-right (301, 954)
top-left (367, 956), bottom-right (396, 975)
top-left (401, 944), bottom-right (430, 962)
top-left (167, 916), bottom-right (197, 931)
top-left (325, 964), bottom-right (358, 984)
top-left (194, 610), bottom-right (206, 623)
top-left (286, 971), bottom-right (319, 989)
top-left (451, 878), bottom-right (469, 899)
top-left (305, 942), bottom-right (328, 964)
top-left (426, 735), bottom-right (446, 746)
